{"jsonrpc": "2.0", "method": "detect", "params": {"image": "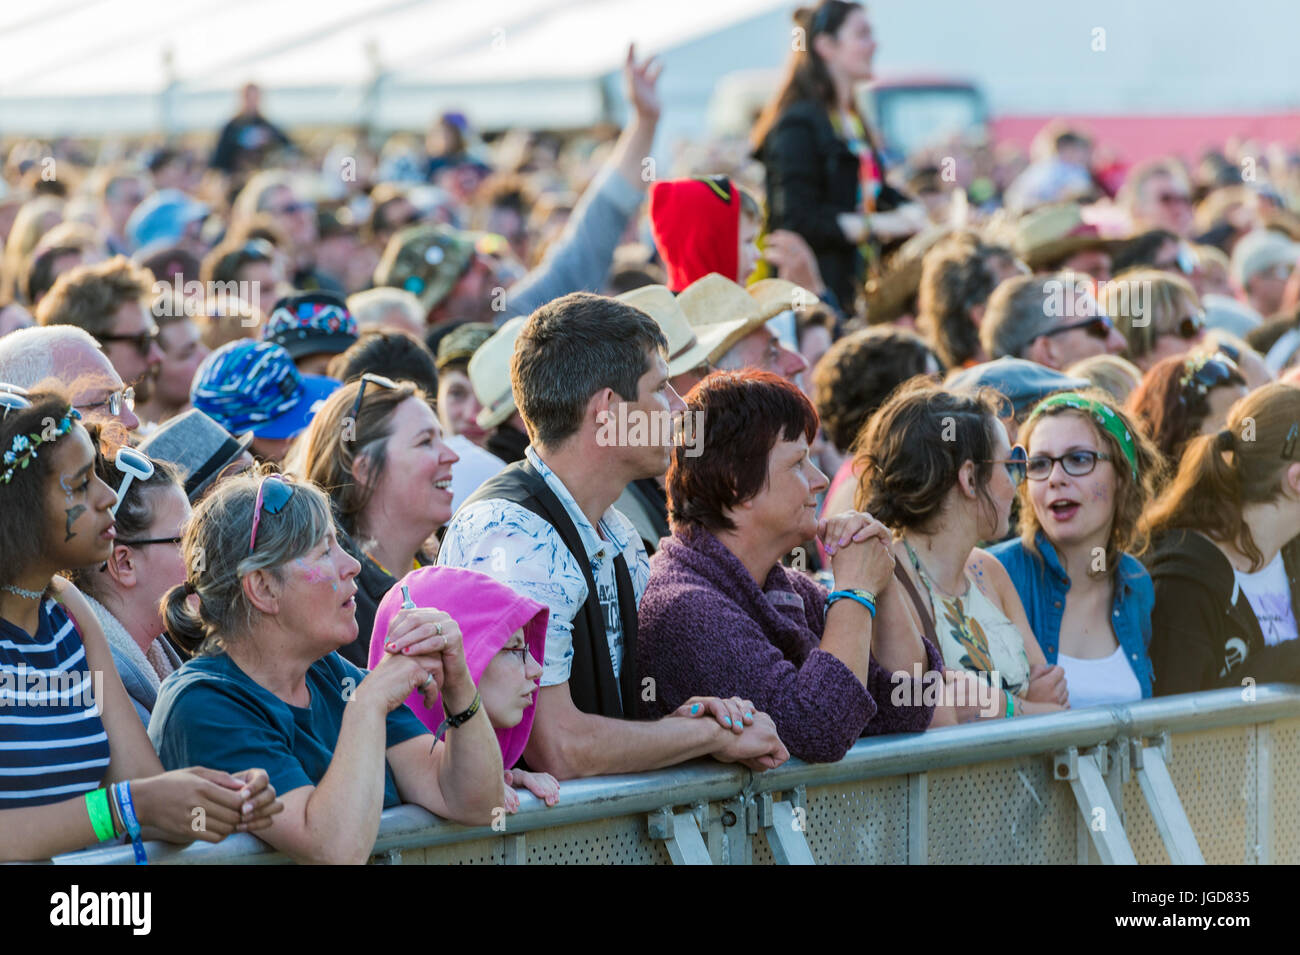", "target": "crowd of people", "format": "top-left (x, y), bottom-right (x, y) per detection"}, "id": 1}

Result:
top-left (5, 0), bottom-right (1300, 863)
